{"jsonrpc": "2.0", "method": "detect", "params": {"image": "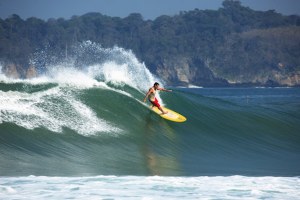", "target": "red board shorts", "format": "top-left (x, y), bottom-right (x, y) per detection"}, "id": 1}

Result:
top-left (150, 97), bottom-right (160, 108)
